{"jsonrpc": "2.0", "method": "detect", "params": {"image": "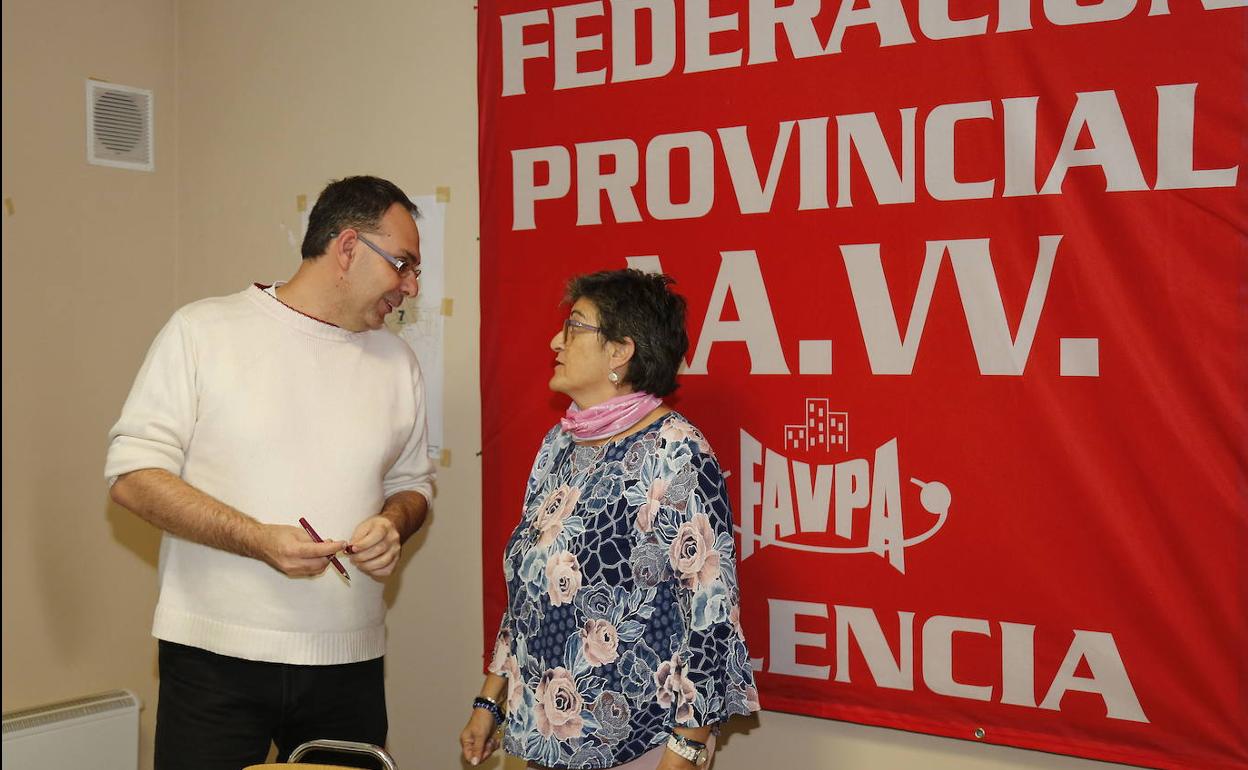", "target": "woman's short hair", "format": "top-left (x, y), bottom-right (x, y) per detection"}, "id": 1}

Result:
top-left (565, 269), bottom-right (689, 397)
